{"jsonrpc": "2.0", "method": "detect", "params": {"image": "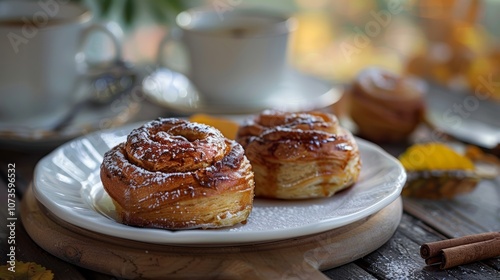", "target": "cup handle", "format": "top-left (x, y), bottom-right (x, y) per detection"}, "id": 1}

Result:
top-left (79, 21), bottom-right (123, 64)
top-left (156, 28), bottom-right (189, 74)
